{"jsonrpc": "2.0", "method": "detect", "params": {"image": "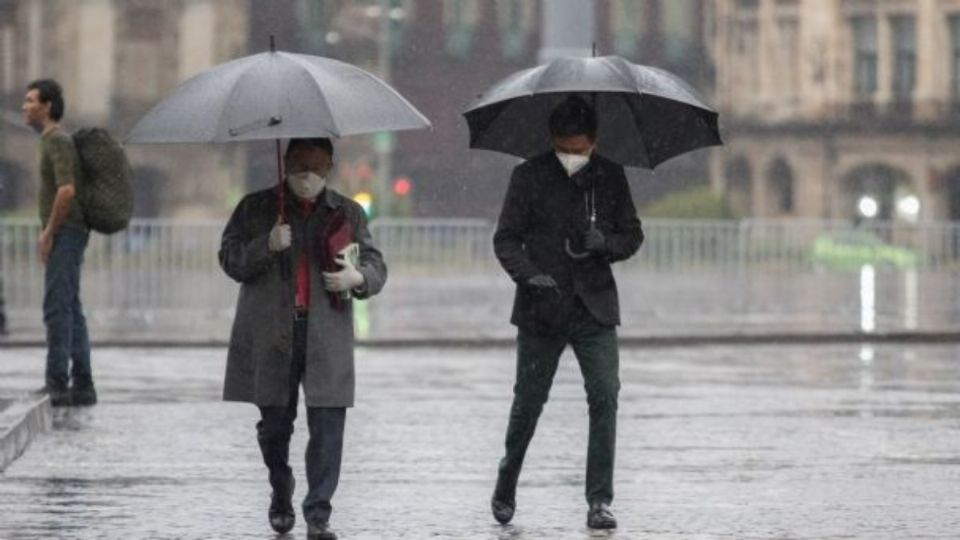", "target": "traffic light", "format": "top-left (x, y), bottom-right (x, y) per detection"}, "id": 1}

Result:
top-left (393, 176), bottom-right (411, 197)
top-left (353, 191), bottom-right (373, 217)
